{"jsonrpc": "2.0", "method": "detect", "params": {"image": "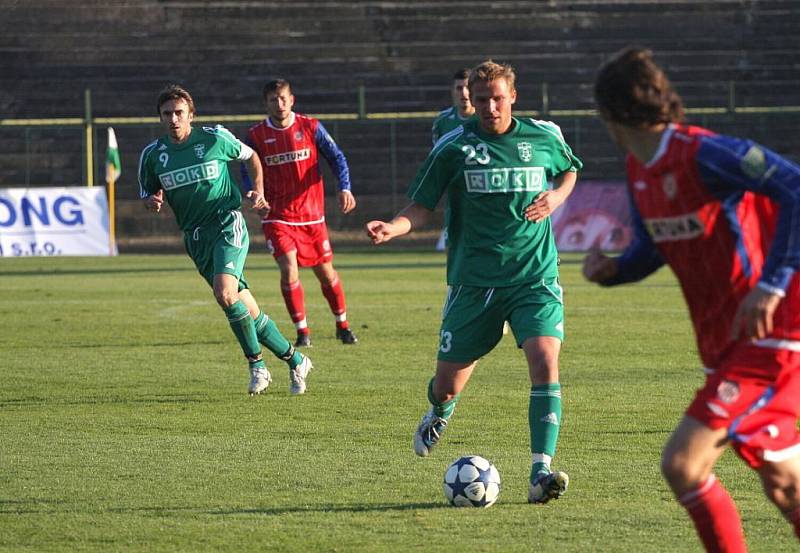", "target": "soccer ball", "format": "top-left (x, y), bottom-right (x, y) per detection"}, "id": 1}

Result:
top-left (443, 455), bottom-right (501, 507)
